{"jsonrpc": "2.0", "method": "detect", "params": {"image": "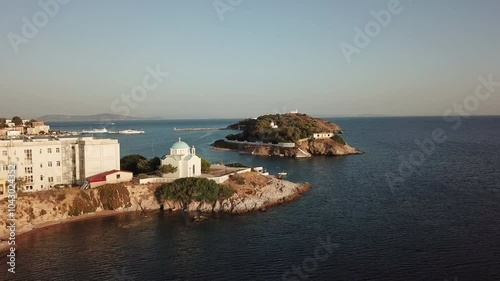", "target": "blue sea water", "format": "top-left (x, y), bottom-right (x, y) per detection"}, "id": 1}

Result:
top-left (1, 117), bottom-right (500, 281)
